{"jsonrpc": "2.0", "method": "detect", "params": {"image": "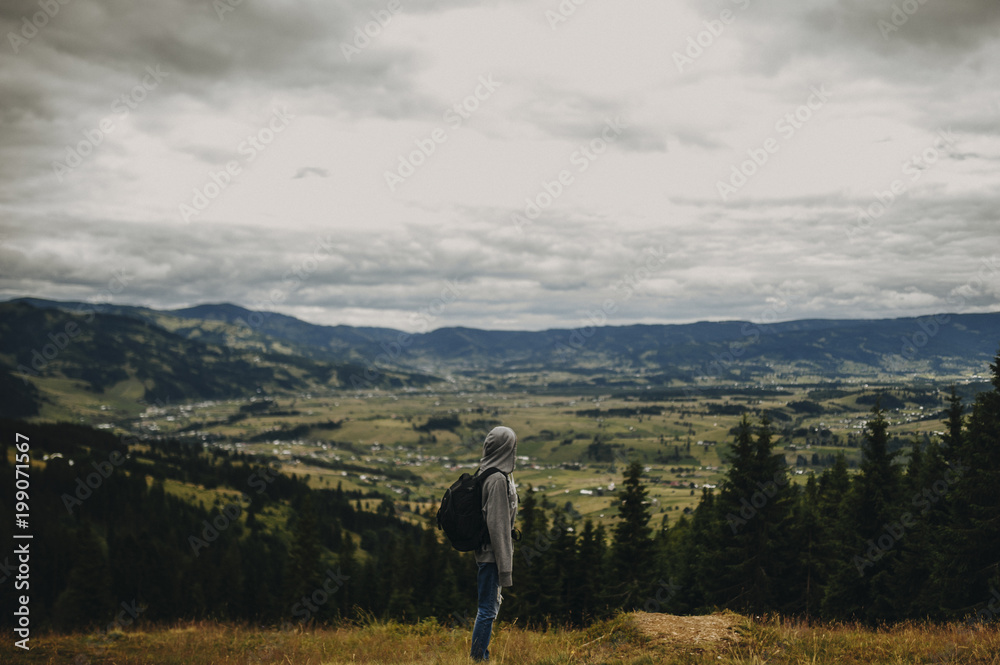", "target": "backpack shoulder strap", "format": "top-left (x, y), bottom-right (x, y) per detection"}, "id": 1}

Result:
top-left (476, 467), bottom-right (506, 484)
top-left (477, 467), bottom-right (511, 500)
